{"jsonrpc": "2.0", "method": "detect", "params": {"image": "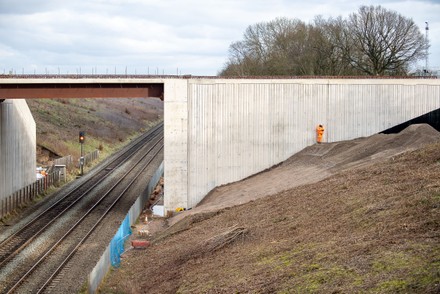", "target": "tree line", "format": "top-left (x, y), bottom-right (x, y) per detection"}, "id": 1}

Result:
top-left (219, 5), bottom-right (429, 77)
